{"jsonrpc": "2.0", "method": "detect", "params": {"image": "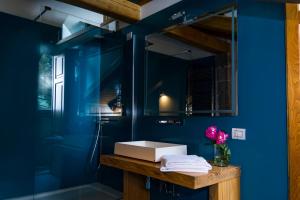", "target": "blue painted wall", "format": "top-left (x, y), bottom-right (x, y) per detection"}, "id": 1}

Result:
top-left (0, 0), bottom-right (288, 199)
top-left (134, 1), bottom-right (288, 200)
